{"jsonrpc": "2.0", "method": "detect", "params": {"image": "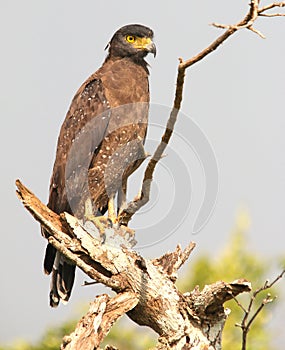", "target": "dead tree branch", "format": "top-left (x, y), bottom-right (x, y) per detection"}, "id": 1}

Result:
top-left (234, 269), bottom-right (285, 350)
top-left (118, 0), bottom-right (285, 225)
top-left (16, 179), bottom-right (250, 349)
top-left (61, 293), bottom-right (138, 350)
top-left (258, 2), bottom-right (285, 14)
